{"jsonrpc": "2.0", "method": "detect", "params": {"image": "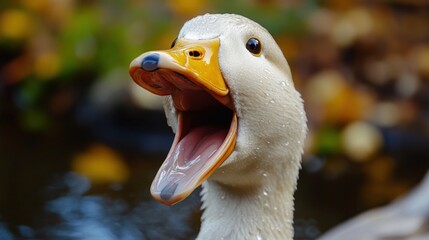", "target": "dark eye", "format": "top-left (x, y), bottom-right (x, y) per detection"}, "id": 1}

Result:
top-left (246, 38), bottom-right (261, 55)
top-left (171, 38), bottom-right (178, 48)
